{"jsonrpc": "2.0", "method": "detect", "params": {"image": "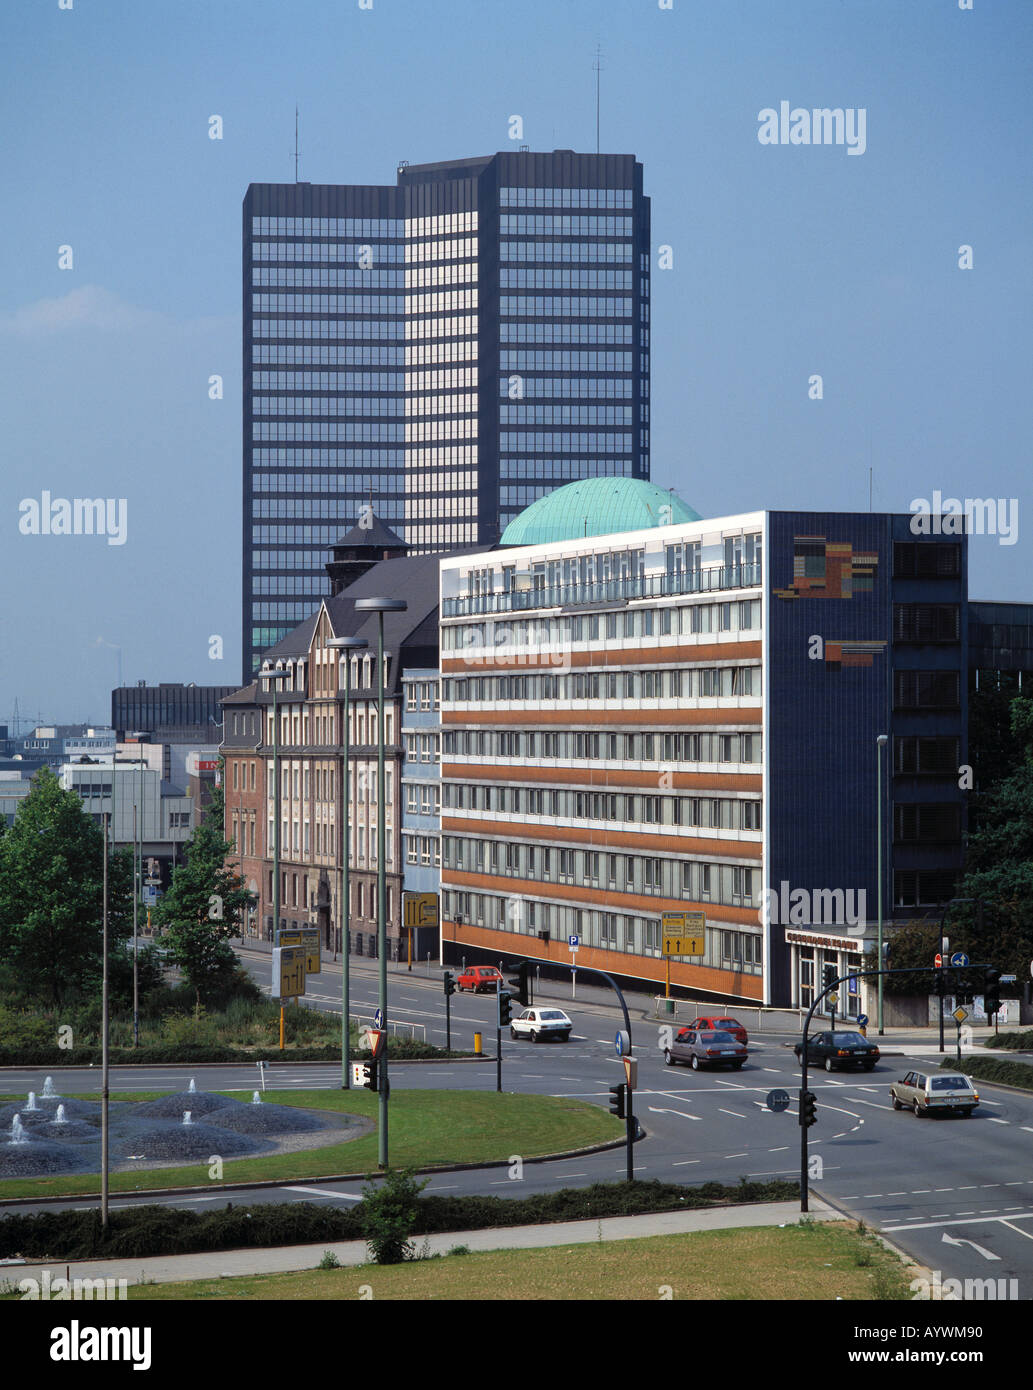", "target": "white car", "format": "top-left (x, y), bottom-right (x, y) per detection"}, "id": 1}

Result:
top-left (510, 1007), bottom-right (572, 1043)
